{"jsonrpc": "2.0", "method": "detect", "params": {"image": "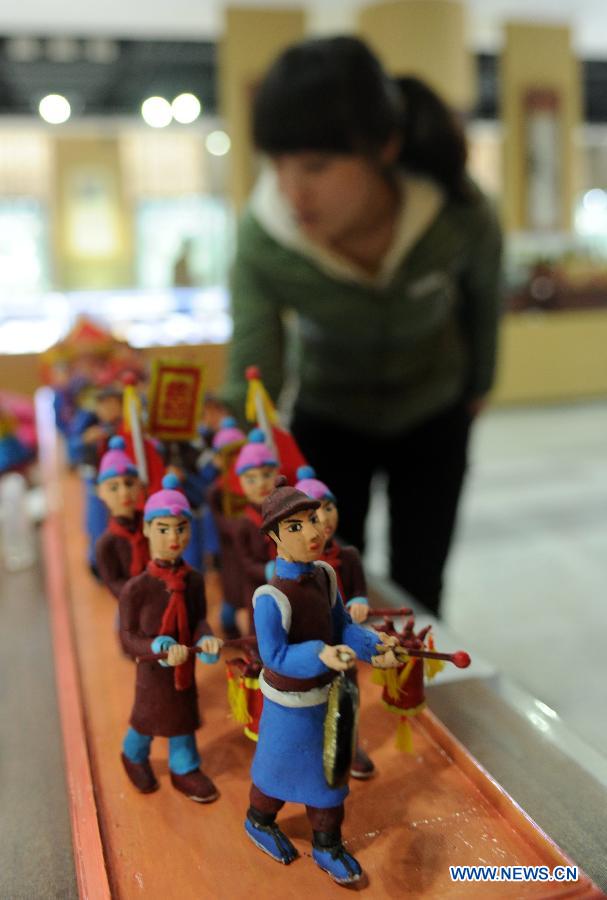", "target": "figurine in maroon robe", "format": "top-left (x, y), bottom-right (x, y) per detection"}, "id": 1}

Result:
top-left (119, 474), bottom-right (222, 802)
top-left (208, 417), bottom-right (247, 637)
top-left (95, 436), bottom-right (148, 599)
top-left (233, 429), bottom-right (279, 634)
top-left (295, 465), bottom-right (375, 779)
